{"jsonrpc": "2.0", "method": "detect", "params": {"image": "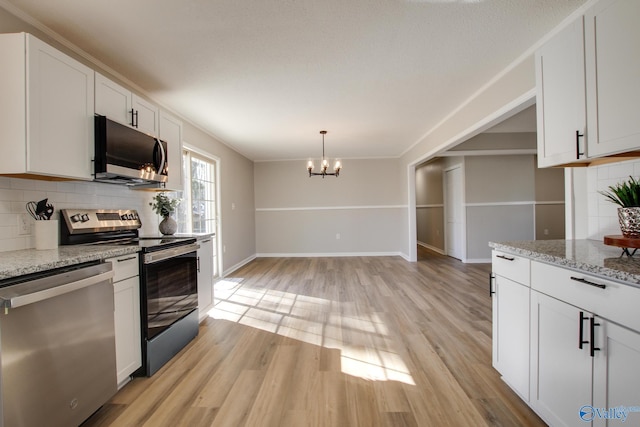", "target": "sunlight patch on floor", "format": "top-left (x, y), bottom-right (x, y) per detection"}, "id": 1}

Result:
top-left (210, 278), bottom-right (415, 385)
